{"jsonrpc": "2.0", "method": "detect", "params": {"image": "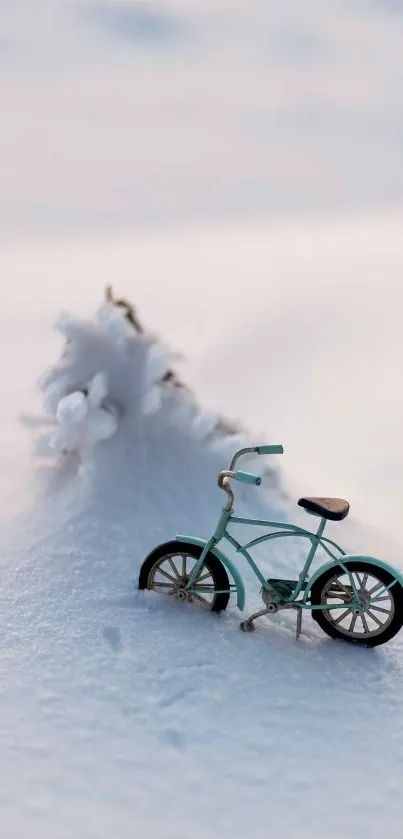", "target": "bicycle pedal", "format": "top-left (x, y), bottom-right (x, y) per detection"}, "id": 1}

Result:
top-left (240, 620), bottom-right (256, 632)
